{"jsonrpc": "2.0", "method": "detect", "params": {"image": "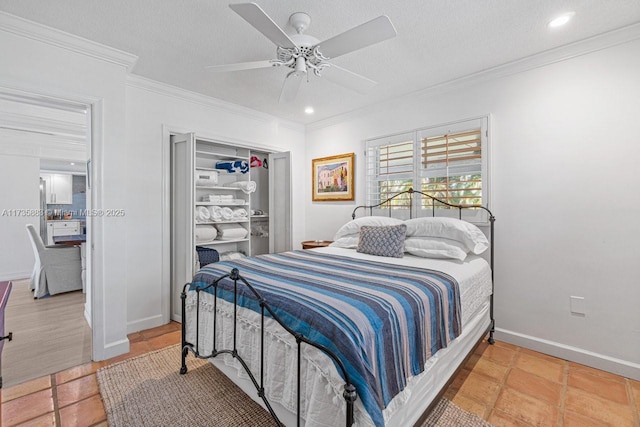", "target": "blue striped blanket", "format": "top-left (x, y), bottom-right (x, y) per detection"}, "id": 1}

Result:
top-left (191, 250), bottom-right (461, 427)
